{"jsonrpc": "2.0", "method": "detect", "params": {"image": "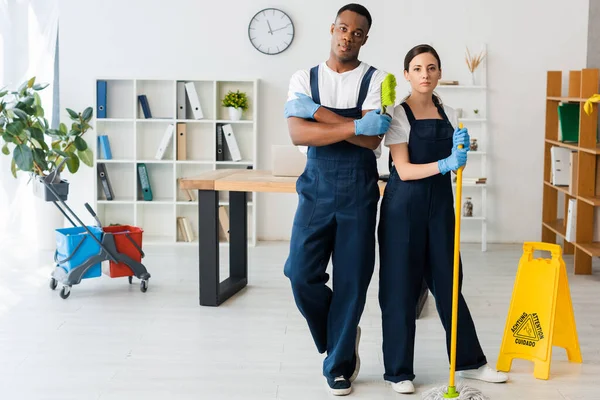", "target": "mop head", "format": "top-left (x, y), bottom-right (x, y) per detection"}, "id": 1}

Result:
top-left (381, 73), bottom-right (397, 116)
top-left (421, 381), bottom-right (489, 400)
